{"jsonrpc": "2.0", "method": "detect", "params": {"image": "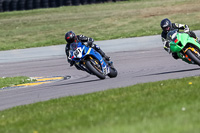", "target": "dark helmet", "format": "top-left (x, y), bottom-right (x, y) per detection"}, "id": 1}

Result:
top-left (160, 18), bottom-right (172, 33)
top-left (65, 31), bottom-right (76, 43)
